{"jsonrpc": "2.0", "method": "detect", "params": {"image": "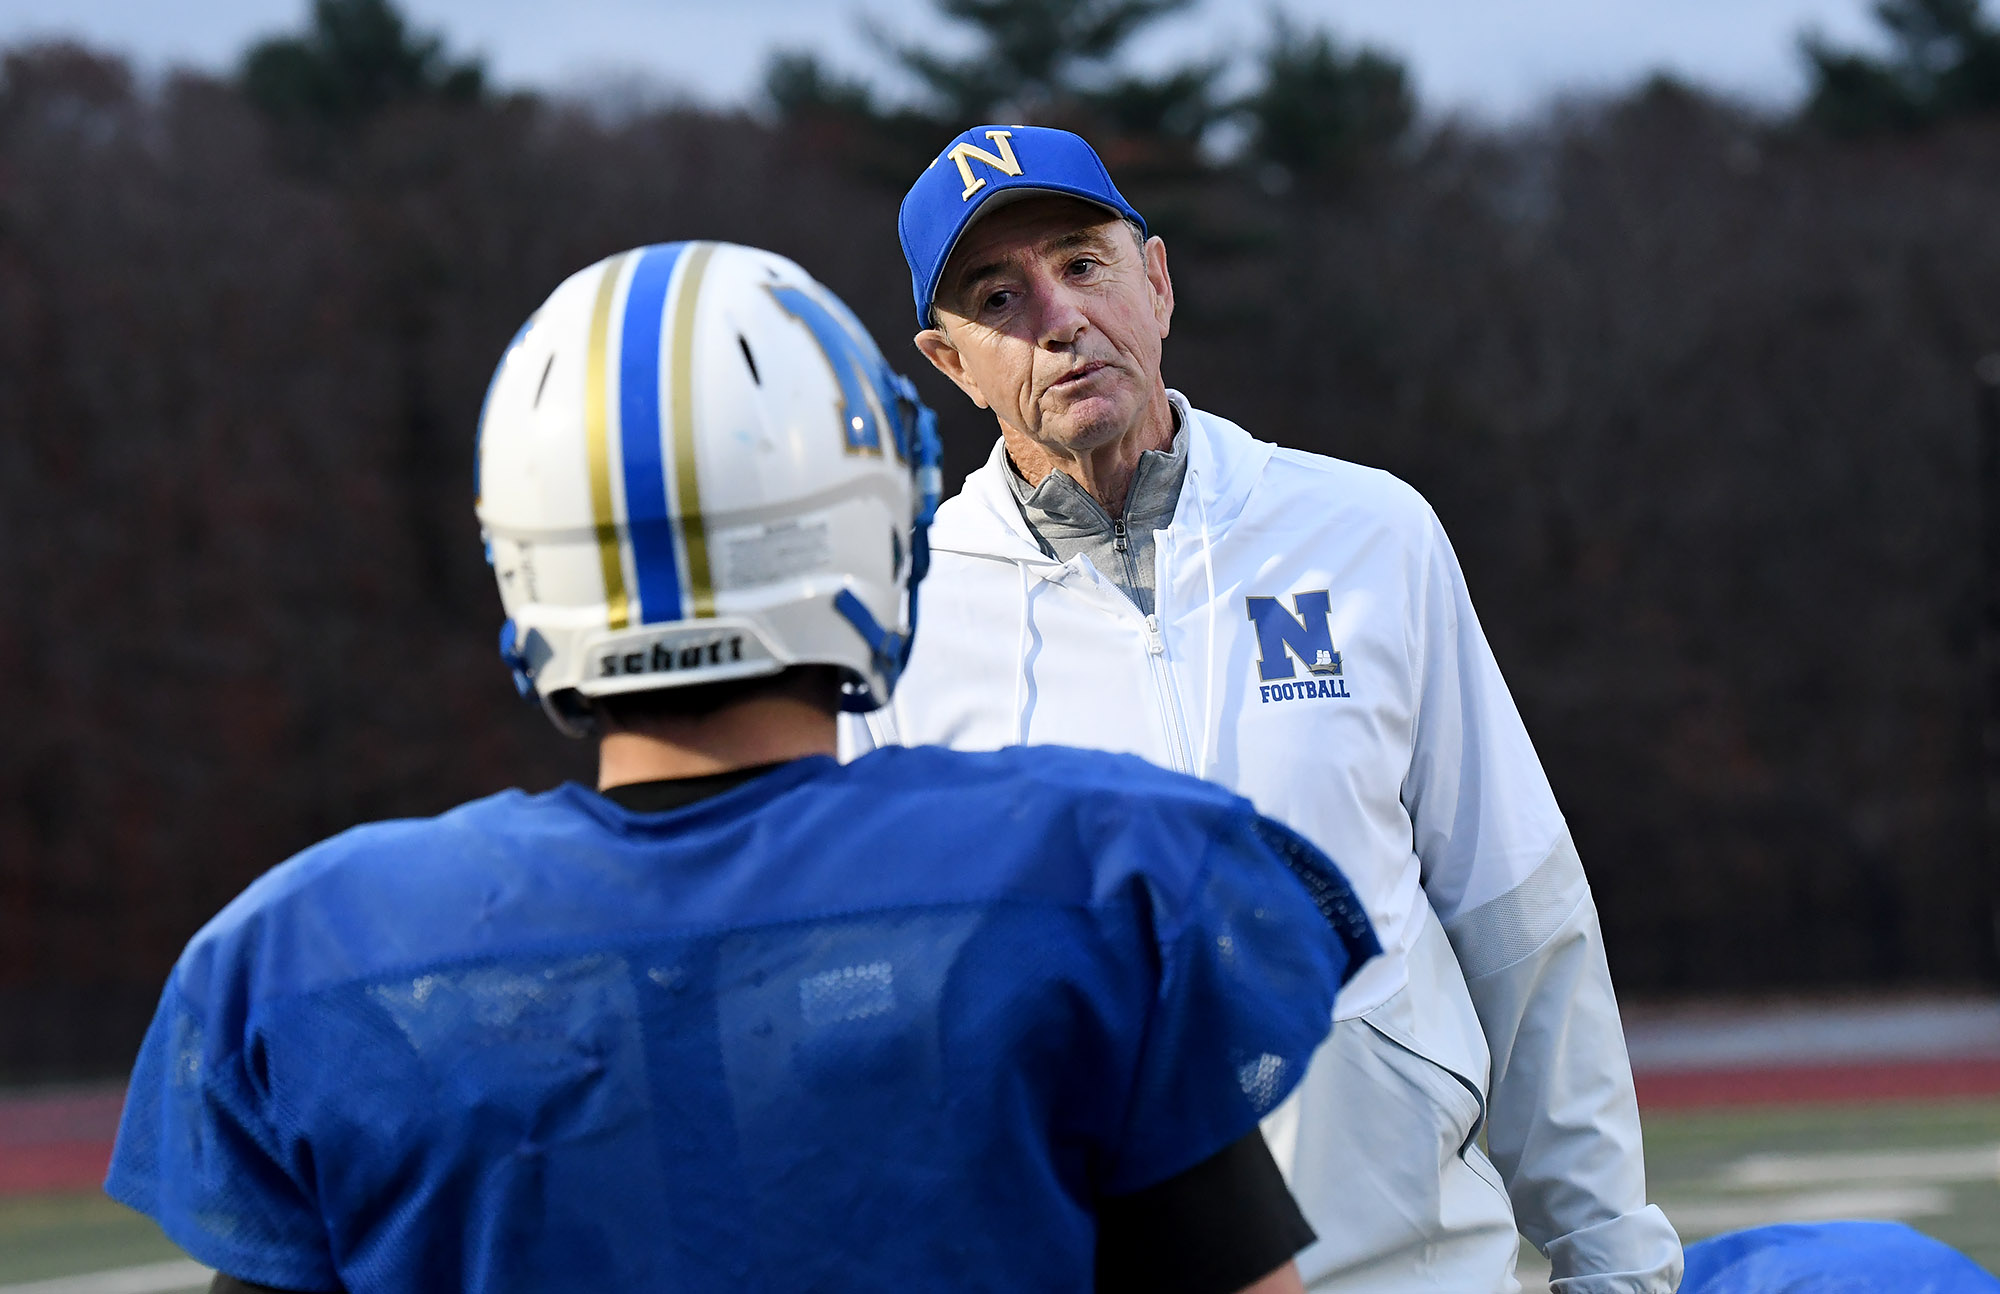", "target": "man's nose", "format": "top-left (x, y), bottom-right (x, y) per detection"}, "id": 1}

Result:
top-left (1034, 278), bottom-right (1089, 348)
